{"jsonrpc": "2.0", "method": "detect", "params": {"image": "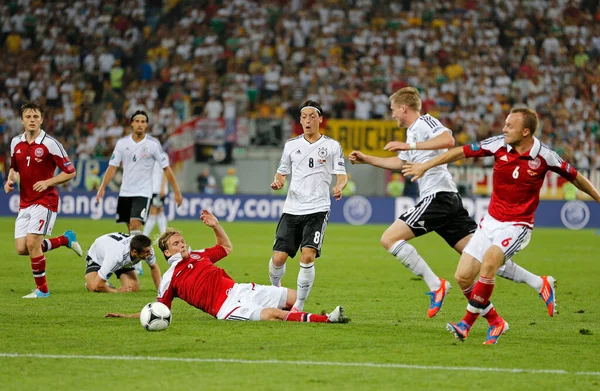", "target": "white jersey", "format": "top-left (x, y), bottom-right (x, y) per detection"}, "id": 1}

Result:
top-left (399, 114), bottom-right (457, 200)
top-left (87, 232), bottom-right (157, 281)
top-left (277, 134), bottom-right (346, 215)
top-left (109, 134), bottom-right (168, 198)
top-left (151, 152), bottom-right (170, 194)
